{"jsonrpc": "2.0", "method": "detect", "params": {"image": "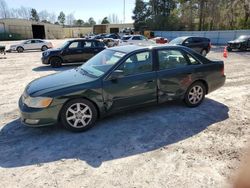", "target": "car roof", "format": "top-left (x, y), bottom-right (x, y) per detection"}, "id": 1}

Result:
top-left (174, 36), bottom-right (208, 39)
top-left (68, 39), bottom-right (101, 42)
top-left (109, 44), bottom-right (190, 53)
